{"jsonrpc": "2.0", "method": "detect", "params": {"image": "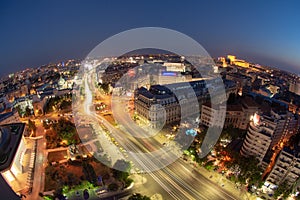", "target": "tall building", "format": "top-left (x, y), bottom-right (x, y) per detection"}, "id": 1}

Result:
top-left (240, 113), bottom-right (274, 163)
top-left (241, 110), bottom-right (299, 167)
top-left (200, 103), bottom-right (226, 128)
top-left (266, 145), bottom-right (300, 189)
top-left (270, 111), bottom-right (298, 148)
top-left (201, 96), bottom-right (258, 130)
top-left (0, 123), bottom-right (27, 195)
top-left (289, 80), bottom-right (300, 96)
